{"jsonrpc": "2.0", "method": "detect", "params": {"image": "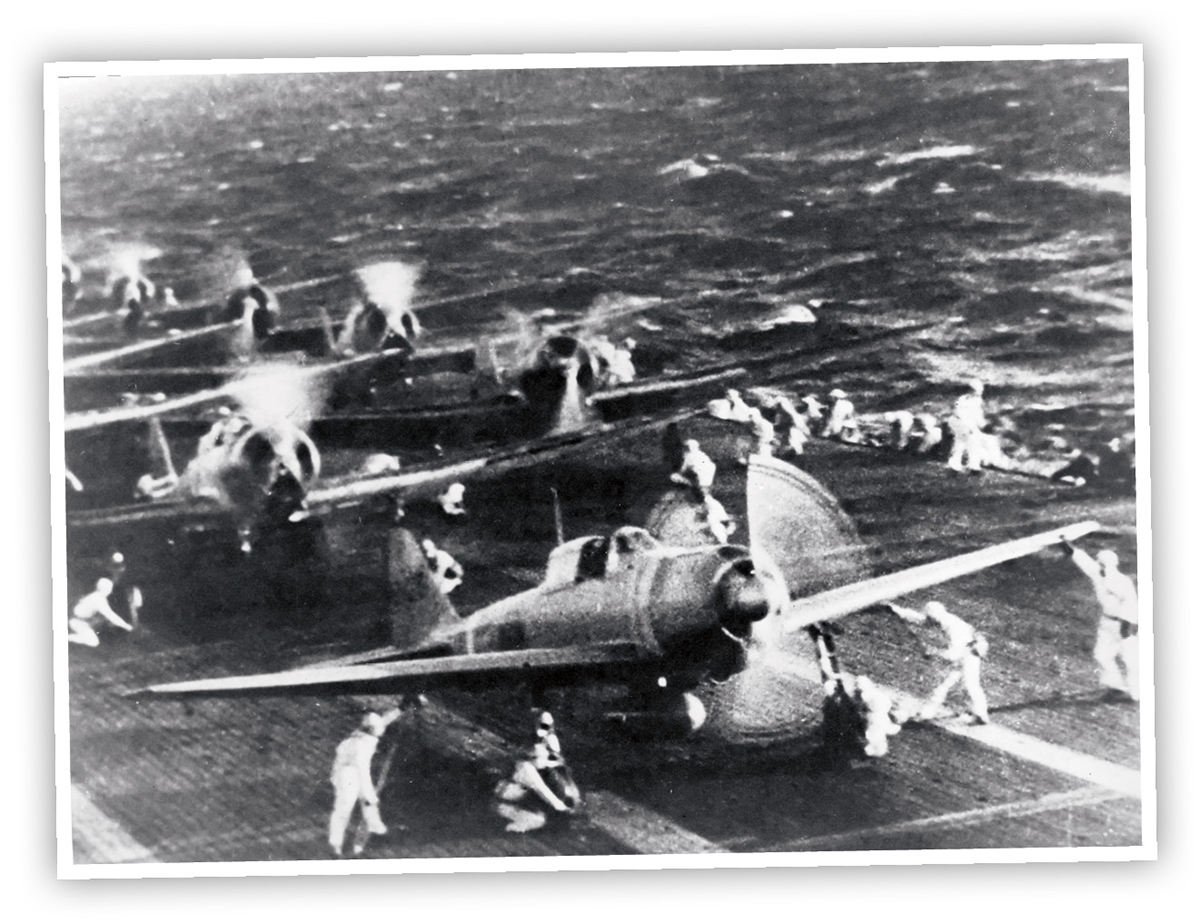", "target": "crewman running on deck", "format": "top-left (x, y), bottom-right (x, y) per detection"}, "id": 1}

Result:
top-left (670, 438), bottom-right (717, 502)
top-left (946, 378), bottom-right (988, 474)
top-left (889, 601), bottom-right (990, 724)
top-left (328, 708), bottom-right (402, 858)
top-left (421, 538), bottom-right (464, 595)
top-left (1063, 542), bottom-right (1140, 702)
top-left (68, 578), bottom-right (135, 647)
